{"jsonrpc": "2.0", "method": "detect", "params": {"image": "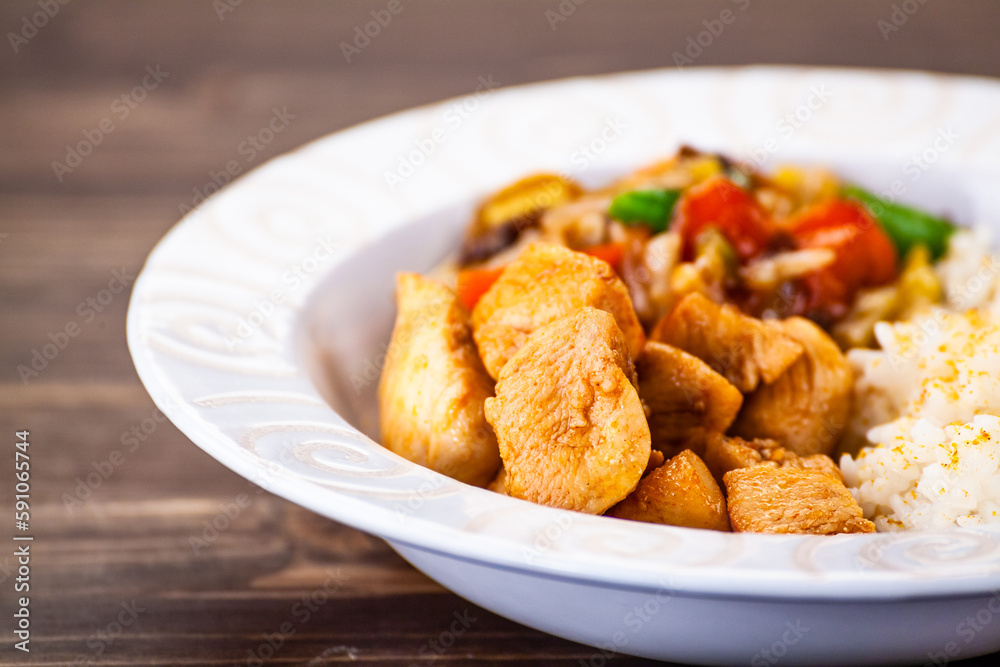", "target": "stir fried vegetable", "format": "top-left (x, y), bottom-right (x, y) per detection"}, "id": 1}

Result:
top-left (479, 173), bottom-right (581, 228)
top-left (831, 245), bottom-right (943, 348)
top-left (673, 178), bottom-right (773, 261)
top-left (581, 241), bottom-right (626, 272)
top-left (843, 185), bottom-right (956, 260)
top-left (448, 148), bottom-right (957, 338)
top-left (456, 266), bottom-right (506, 311)
top-left (608, 189), bottom-right (680, 234)
top-left (694, 228), bottom-right (738, 276)
top-left (786, 199), bottom-right (898, 322)
top-left (459, 173), bottom-right (582, 264)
